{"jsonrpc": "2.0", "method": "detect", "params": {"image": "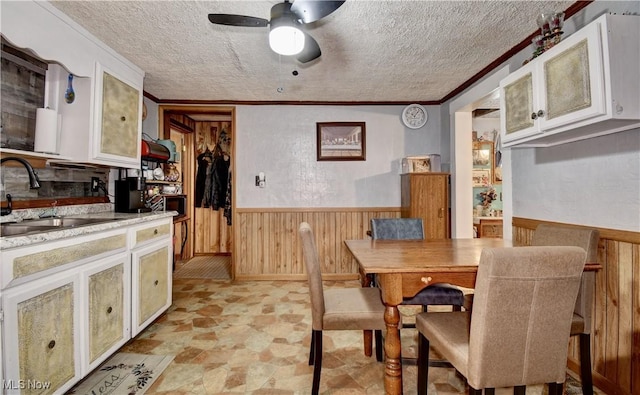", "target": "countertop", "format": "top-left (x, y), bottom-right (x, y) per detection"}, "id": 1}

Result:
top-left (1, 204), bottom-right (177, 249)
